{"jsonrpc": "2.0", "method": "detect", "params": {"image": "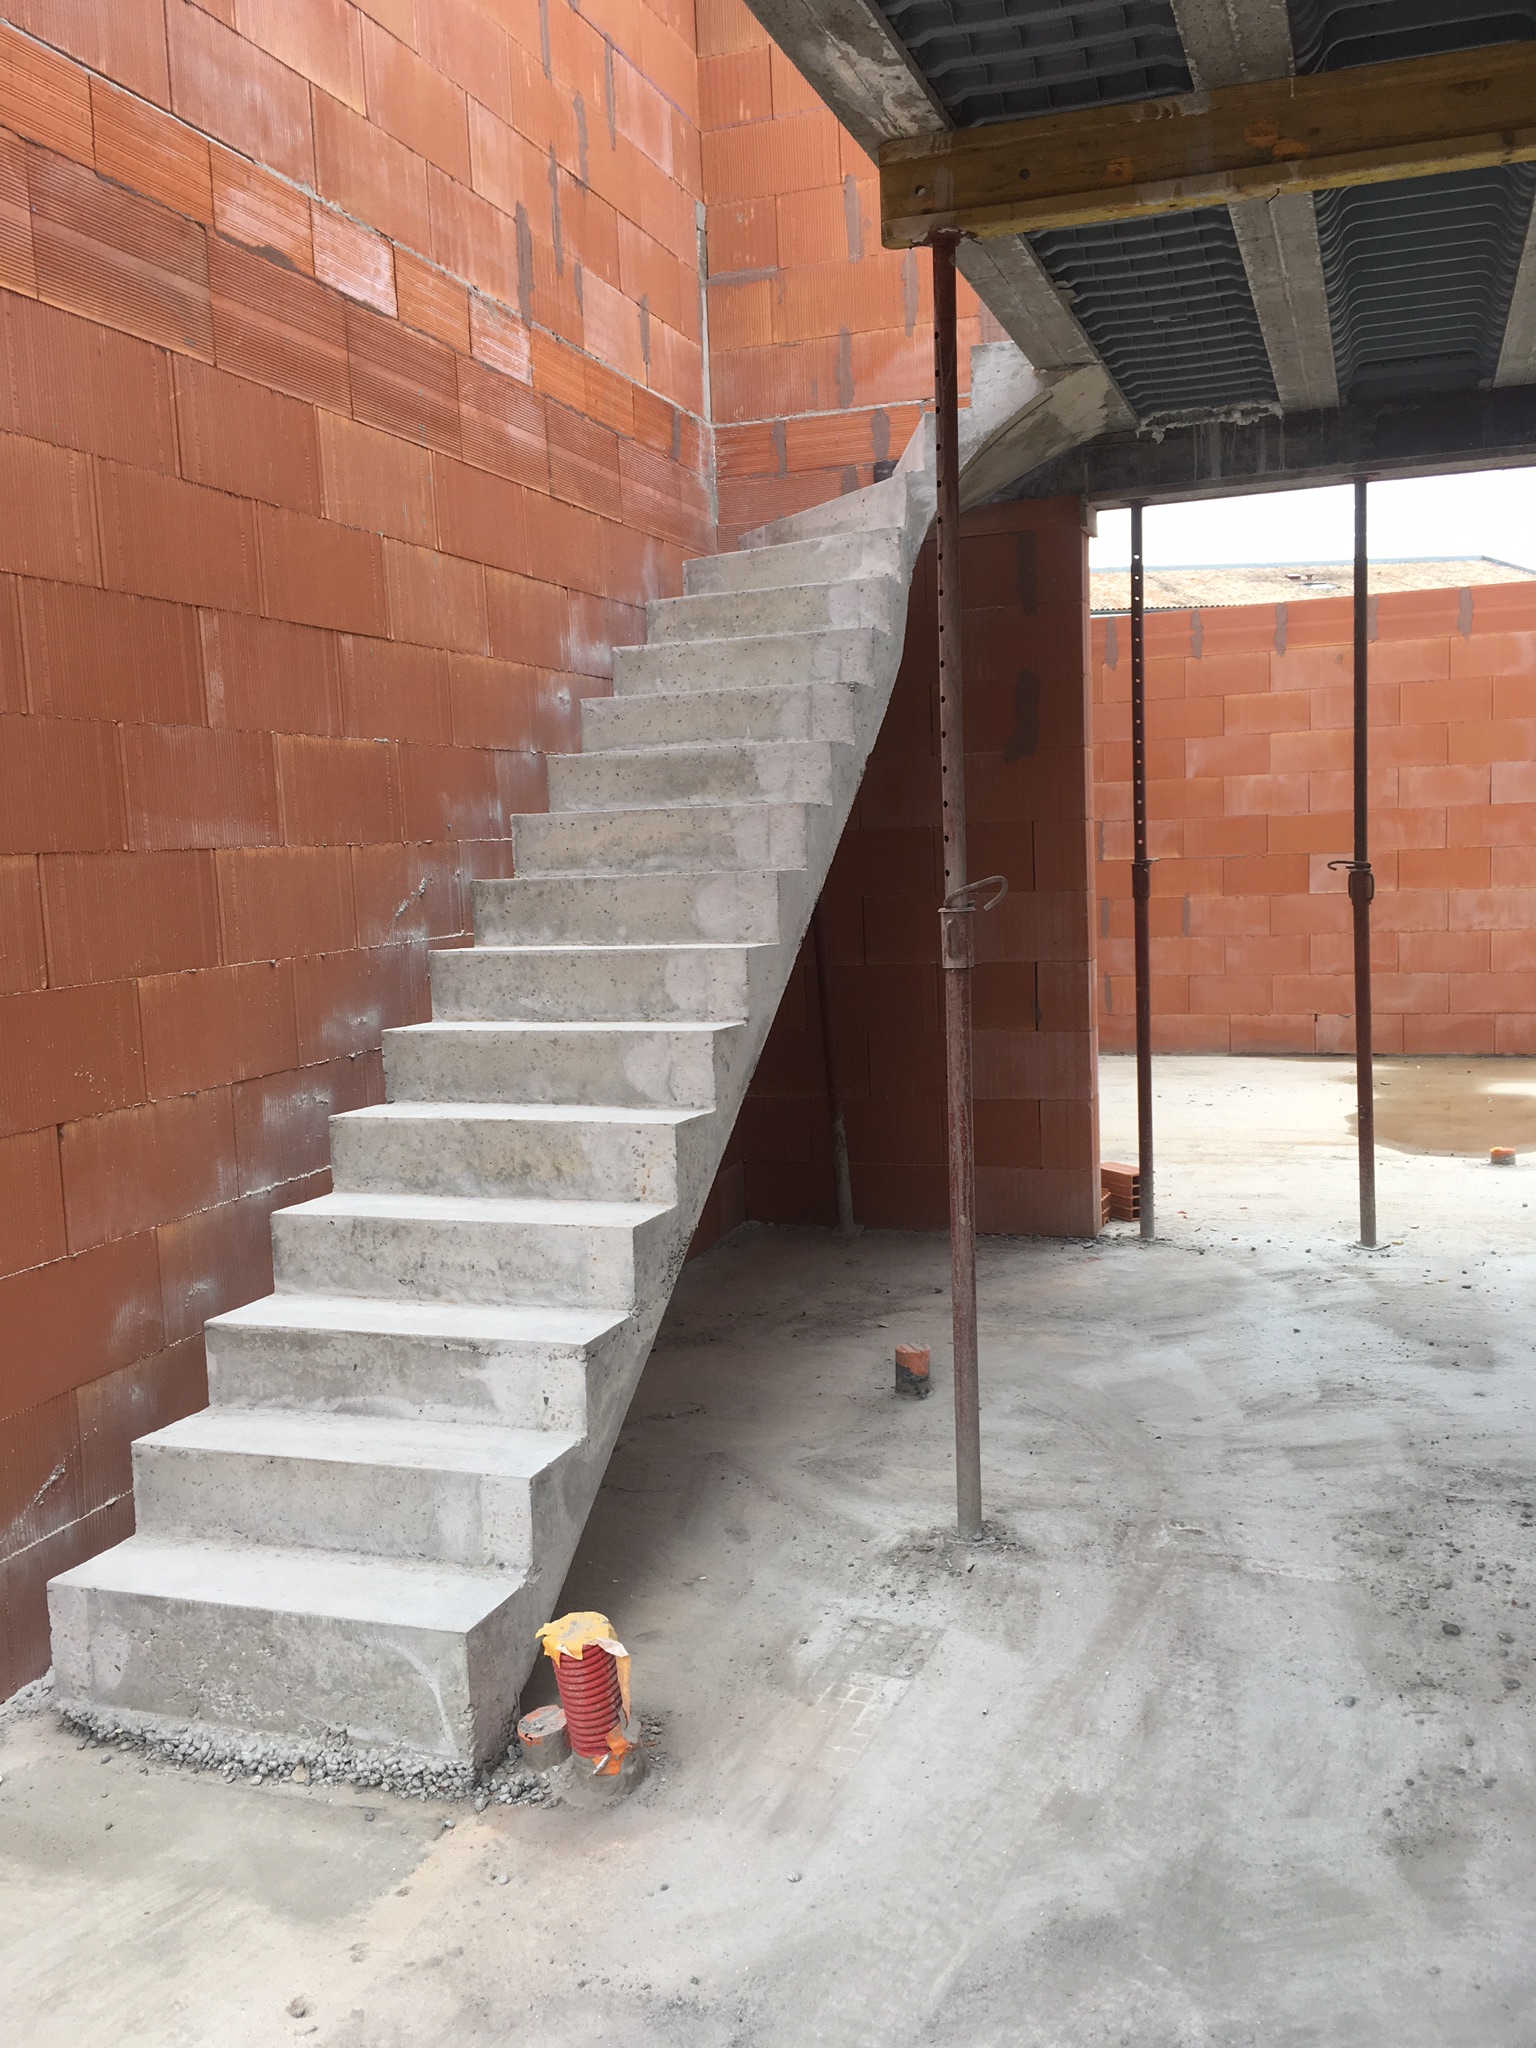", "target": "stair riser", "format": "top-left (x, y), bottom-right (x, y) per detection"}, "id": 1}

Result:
top-left (612, 625), bottom-right (893, 696)
top-left (473, 871), bottom-right (791, 947)
top-left (513, 803), bottom-right (814, 877)
top-left (429, 944), bottom-right (754, 1024)
top-left (133, 1439), bottom-right (572, 1573)
top-left (684, 530), bottom-right (904, 595)
top-left (582, 682), bottom-right (856, 749)
top-left (49, 1573), bottom-right (538, 1763)
top-left (332, 1108), bottom-right (711, 1204)
top-left (384, 1023), bottom-right (736, 1109)
top-left (271, 1206), bottom-right (674, 1311)
top-left (647, 578), bottom-right (900, 644)
top-left (205, 1318), bottom-right (603, 1433)
top-left (547, 743), bottom-right (840, 814)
